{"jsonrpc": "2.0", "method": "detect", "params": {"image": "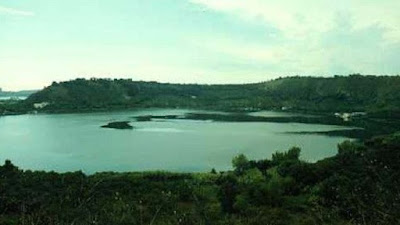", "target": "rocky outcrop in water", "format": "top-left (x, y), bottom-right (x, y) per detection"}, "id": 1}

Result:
top-left (101, 121), bottom-right (133, 130)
